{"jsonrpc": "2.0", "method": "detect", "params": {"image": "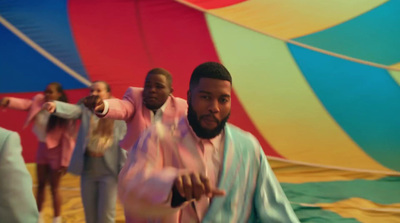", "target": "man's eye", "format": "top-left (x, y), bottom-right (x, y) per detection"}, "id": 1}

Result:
top-left (220, 98), bottom-right (229, 103)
